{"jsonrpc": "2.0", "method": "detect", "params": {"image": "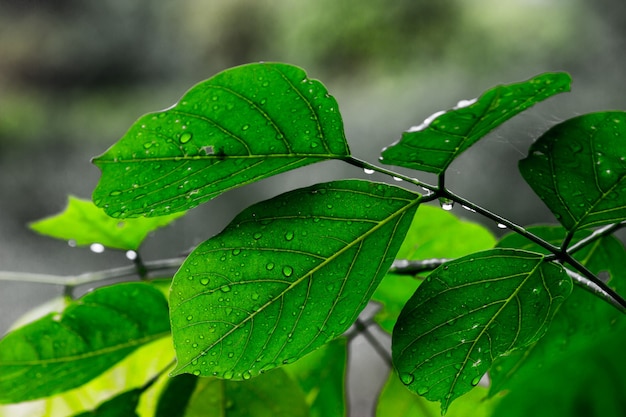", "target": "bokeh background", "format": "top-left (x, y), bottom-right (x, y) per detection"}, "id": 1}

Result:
top-left (1, 0), bottom-right (626, 415)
